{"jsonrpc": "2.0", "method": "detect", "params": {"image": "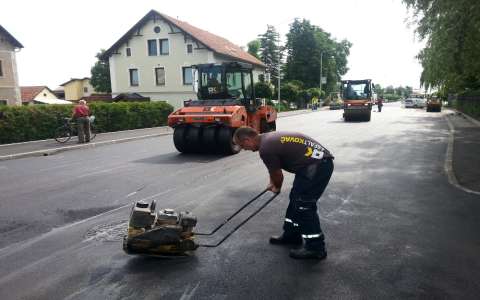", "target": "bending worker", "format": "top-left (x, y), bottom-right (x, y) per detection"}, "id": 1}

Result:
top-left (233, 127), bottom-right (334, 260)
